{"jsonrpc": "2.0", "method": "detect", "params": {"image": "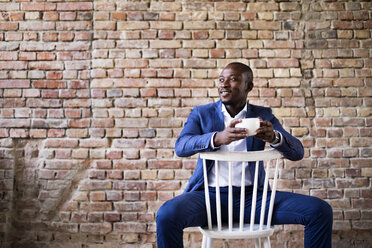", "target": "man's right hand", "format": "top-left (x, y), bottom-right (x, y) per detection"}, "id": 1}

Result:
top-left (213, 119), bottom-right (249, 147)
